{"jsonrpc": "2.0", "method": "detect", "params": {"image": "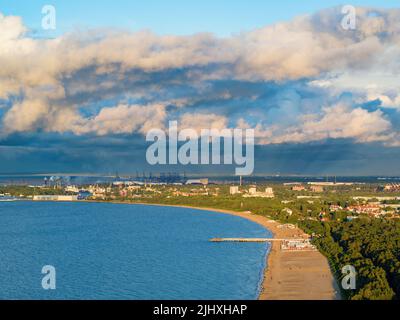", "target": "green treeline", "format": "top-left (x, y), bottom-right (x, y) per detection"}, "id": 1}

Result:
top-left (307, 219), bottom-right (400, 300)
